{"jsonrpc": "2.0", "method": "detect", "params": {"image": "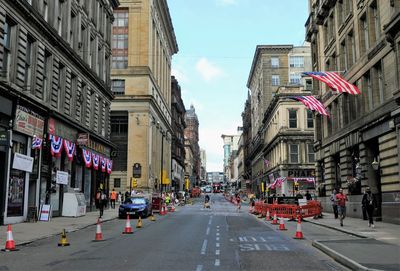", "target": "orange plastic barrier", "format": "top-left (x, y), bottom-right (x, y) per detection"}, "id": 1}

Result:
top-left (257, 200), bottom-right (322, 219)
